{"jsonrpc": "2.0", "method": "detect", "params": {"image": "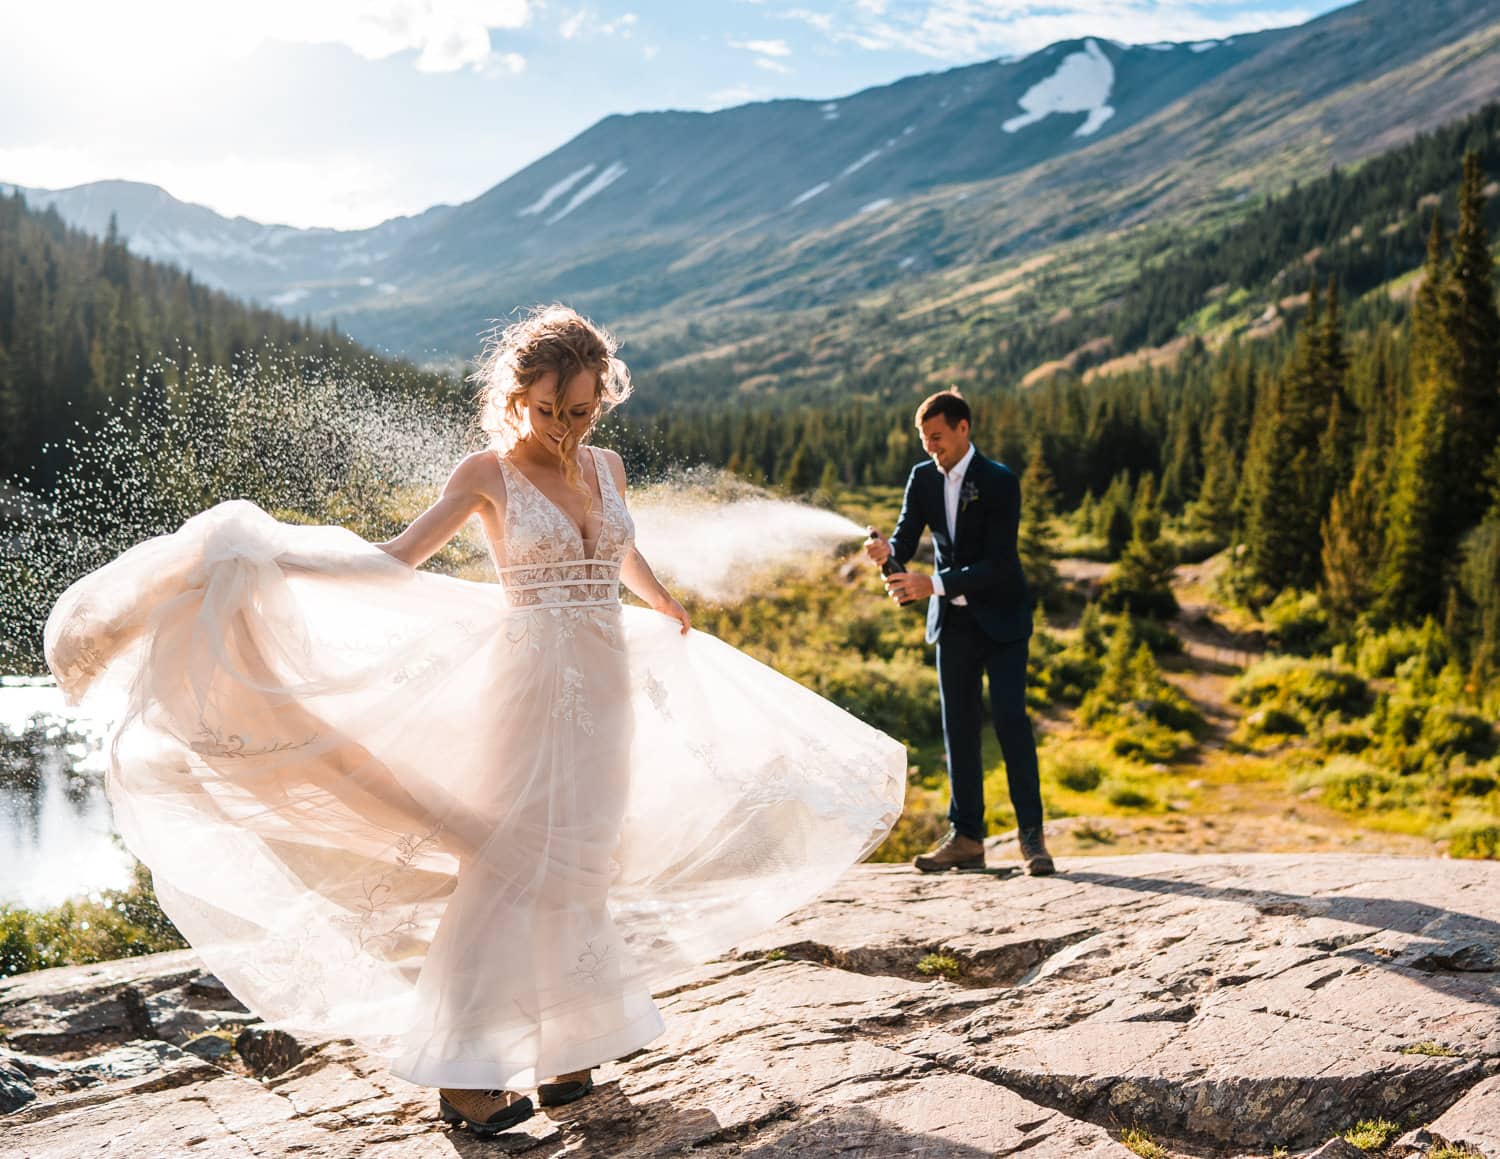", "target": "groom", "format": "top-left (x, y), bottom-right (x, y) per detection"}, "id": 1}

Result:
top-left (865, 389), bottom-right (1053, 876)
